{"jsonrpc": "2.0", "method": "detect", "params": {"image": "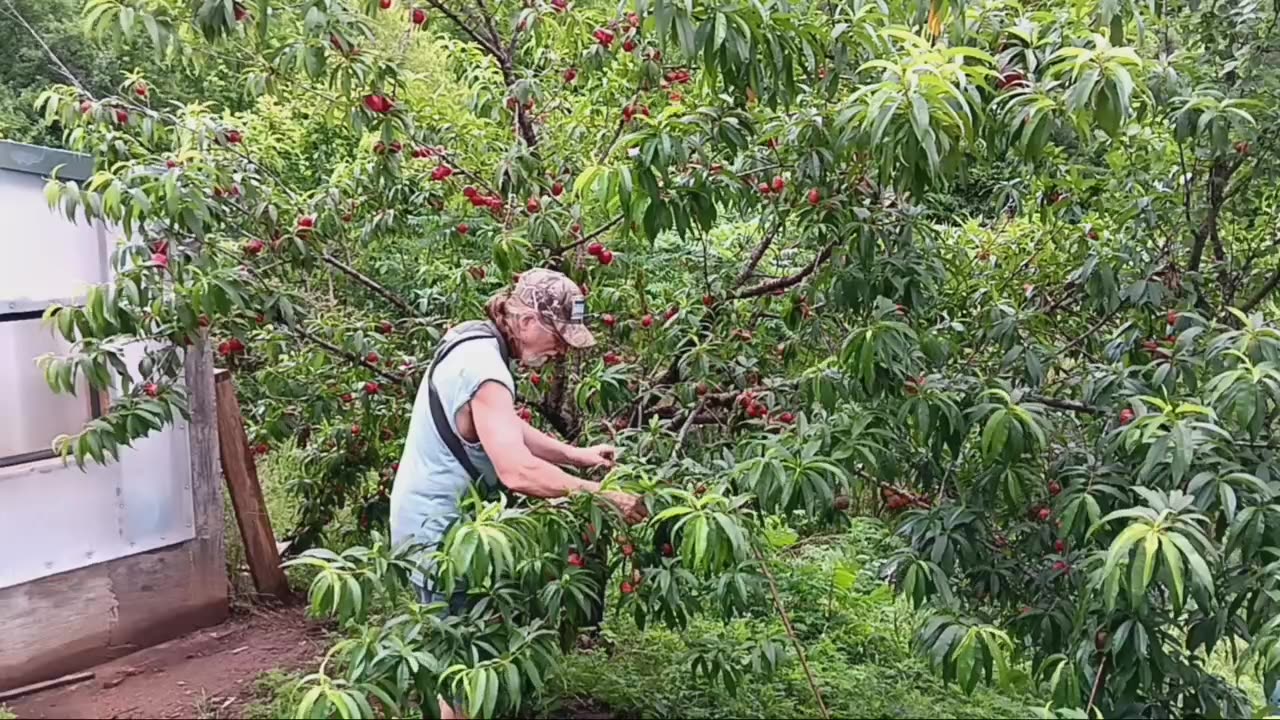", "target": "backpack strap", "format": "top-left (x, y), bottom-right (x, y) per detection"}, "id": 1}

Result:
top-left (427, 323), bottom-right (512, 482)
